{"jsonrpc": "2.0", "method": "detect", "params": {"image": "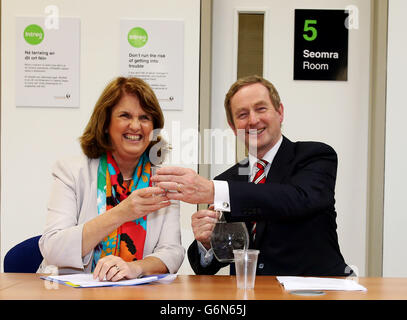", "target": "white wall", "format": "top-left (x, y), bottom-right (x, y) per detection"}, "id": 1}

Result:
top-left (383, 0), bottom-right (407, 277)
top-left (5, 0), bottom-right (402, 278)
top-left (1, 0), bottom-right (201, 274)
top-left (211, 0), bottom-right (371, 275)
